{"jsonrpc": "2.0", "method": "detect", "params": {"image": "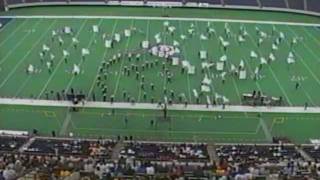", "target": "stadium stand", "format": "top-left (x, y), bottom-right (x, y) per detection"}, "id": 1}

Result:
top-left (260, 0), bottom-right (287, 8)
top-left (303, 145), bottom-right (320, 161)
top-left (0, 135), bottom-right (28, 152)
top-left (307, 0), bottom-right (320, 13)
top-left (23, 138), bottom-right (116, 158)
top-left (288, 0), bottom-right (305, 10)
top-left (70, 0), bottom-right (104, 2)
top-left (119, 142), bottom-right (209, 162)
top-left (1, 135), bottom-right (320, 179)
top-left (0, 0), bottom-right (4, 11)
top-left (216, 144), bottom-right (302, 164)
top-left (224, 0), bottom-right (259, 6)
top-left (25, 0), bottom-right (42, 3)
top-left (7, 0), bottom-right (22, 5)
top-left (187, 0), bottom-right (221, 4)
top-left (2, 0), bottom-right (320, 15)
